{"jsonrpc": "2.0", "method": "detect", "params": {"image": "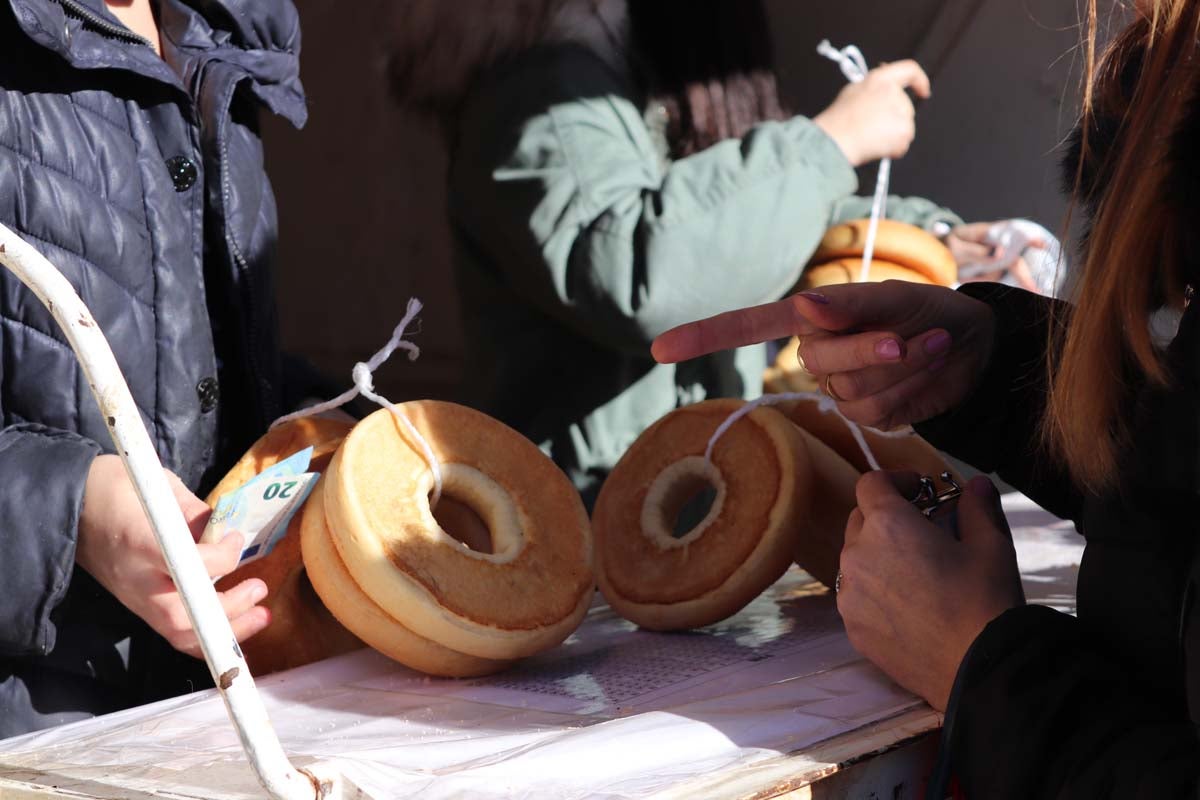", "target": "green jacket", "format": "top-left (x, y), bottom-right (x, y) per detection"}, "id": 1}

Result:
top-left (449, 44), bottom-right (959, 500)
